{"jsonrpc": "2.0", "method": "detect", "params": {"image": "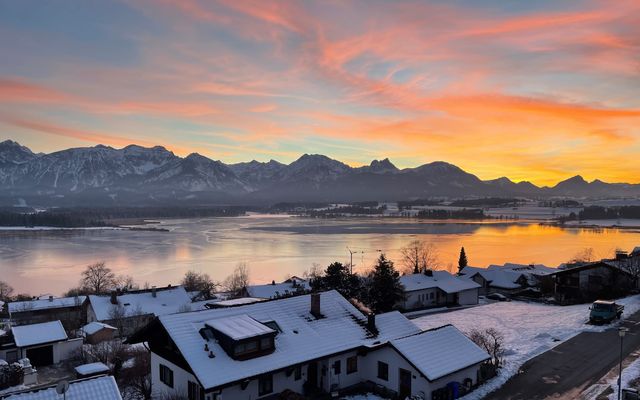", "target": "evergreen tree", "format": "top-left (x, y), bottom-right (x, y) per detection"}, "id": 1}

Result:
top-left (366, 254), bottom-right (404, 313)
top-left (315, 262), bottom-right (361, 299)
top-left (458, 247), bottom-right (468, 273)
